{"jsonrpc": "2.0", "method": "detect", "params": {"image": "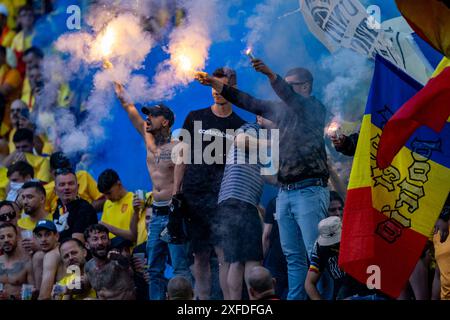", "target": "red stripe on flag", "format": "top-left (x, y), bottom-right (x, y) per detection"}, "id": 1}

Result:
top-left (377, 67), bottom-right (450, 169)
top-left (339, 187), bottom-right (428, 298)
